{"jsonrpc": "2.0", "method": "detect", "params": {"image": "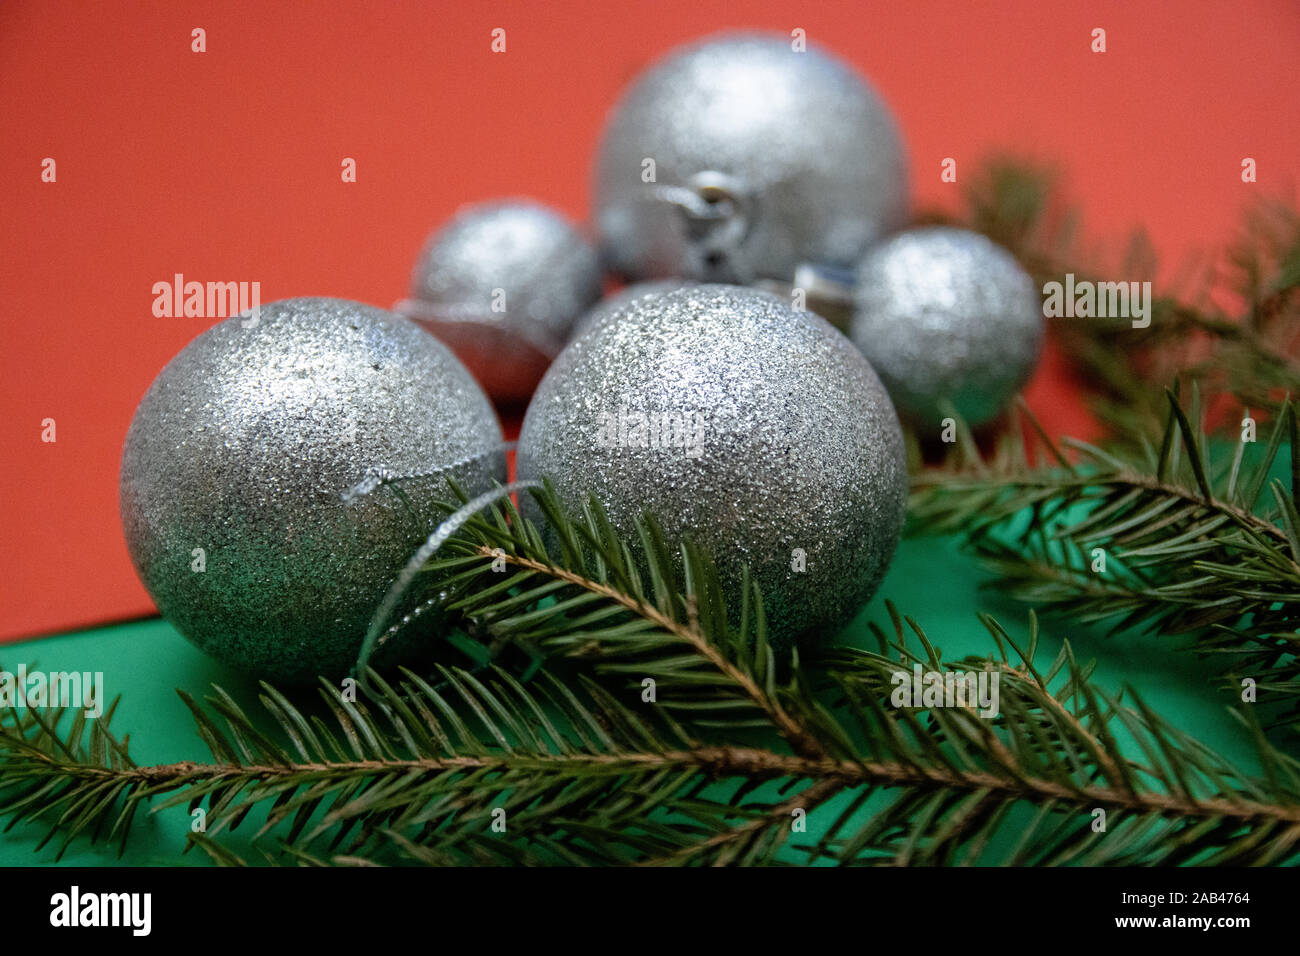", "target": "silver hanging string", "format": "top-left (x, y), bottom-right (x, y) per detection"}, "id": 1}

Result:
top-left (353, 479), bottom-right (543, 684)
top-left (342, 443), bottom-right (516, 504)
